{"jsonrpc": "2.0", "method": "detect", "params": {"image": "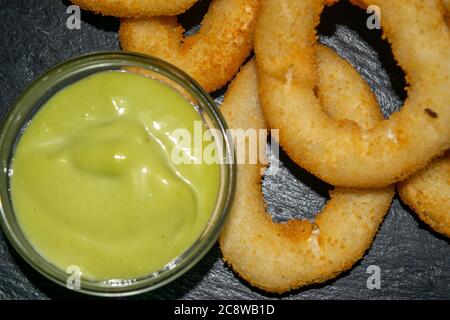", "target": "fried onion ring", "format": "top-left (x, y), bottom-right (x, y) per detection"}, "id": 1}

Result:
top-left (220, 46), bottom-right (394, 293)
top-left (255, 0), bottom-right (450, 188)
top-left (119, 0), bottom-right (259, 92)
top-left (398, 153), bottom-right (450, 238)
top-left (70, 0), bottom-right (198, 17)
